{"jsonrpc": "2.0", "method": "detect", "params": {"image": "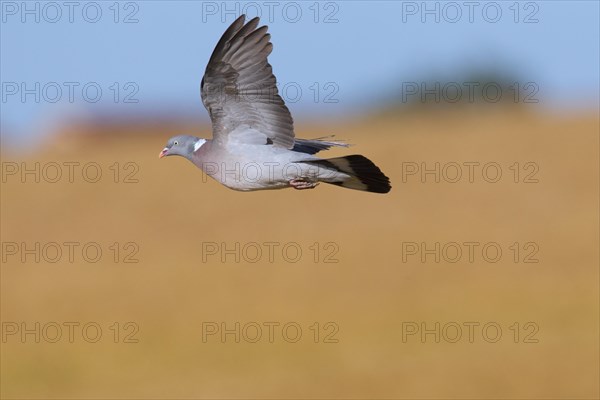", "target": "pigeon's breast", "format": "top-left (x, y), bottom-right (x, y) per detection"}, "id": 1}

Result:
top-left (193, 142), bottom-right (315, 191)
